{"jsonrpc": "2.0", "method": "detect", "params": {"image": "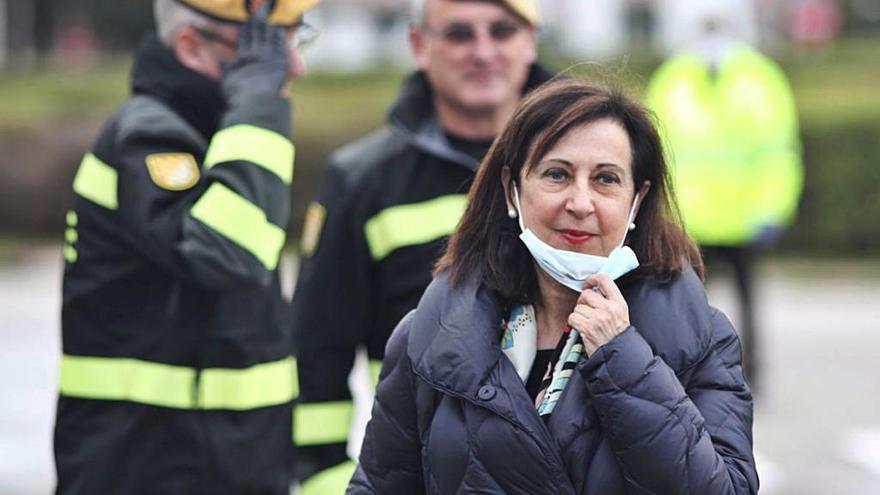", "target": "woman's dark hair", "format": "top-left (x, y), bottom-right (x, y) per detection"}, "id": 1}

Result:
top-left (435, 78), bottom-right (704, 305)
